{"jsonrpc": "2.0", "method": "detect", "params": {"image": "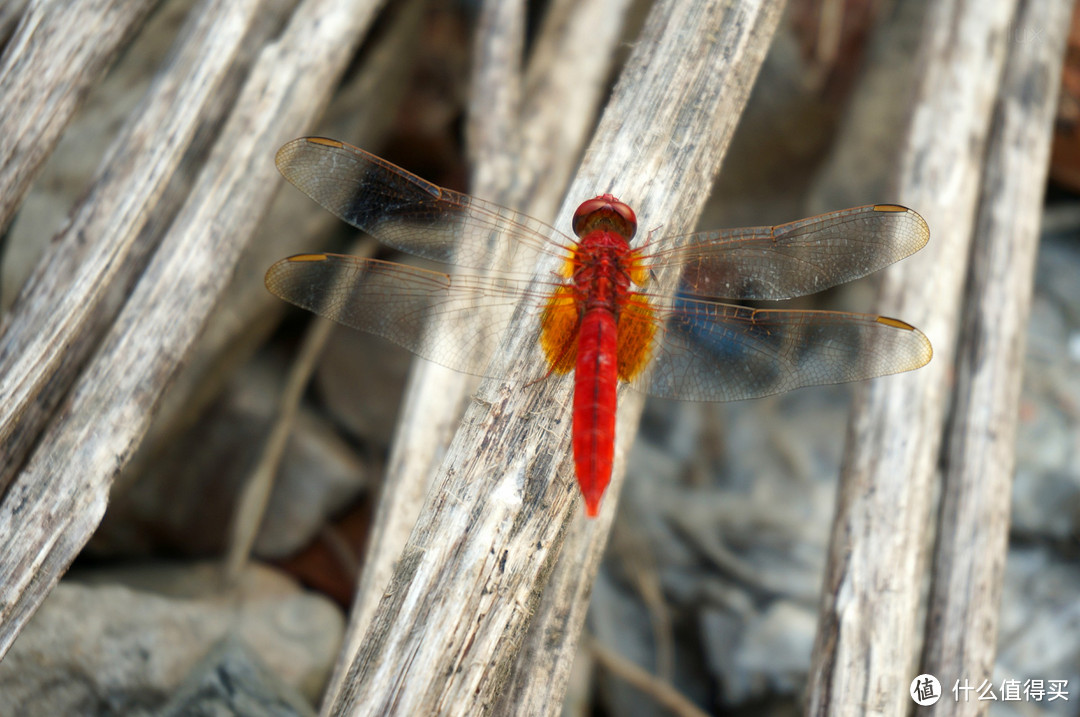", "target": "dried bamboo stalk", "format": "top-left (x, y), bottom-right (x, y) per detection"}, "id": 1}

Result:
top-left (466, 0), bottom-right (524, 190)
top-left (0, 0), bottom-right (382, 659)
top-left (585, 635), bottom-right (711, 717)
top-left (0, 0), bottom-right (30, 49)
top-left (921, 2), bottom-right (1072, 714)
top-left (0, 0), bottom-right (262, 493)
top-left (327, 0), bottom-right (785, 714)
top-left (0, 0), bottom-right (156, 236)
top-left (122, 0), bottom-right (421, 493)
top-left (806, 1), bottom-right (1019, 713)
